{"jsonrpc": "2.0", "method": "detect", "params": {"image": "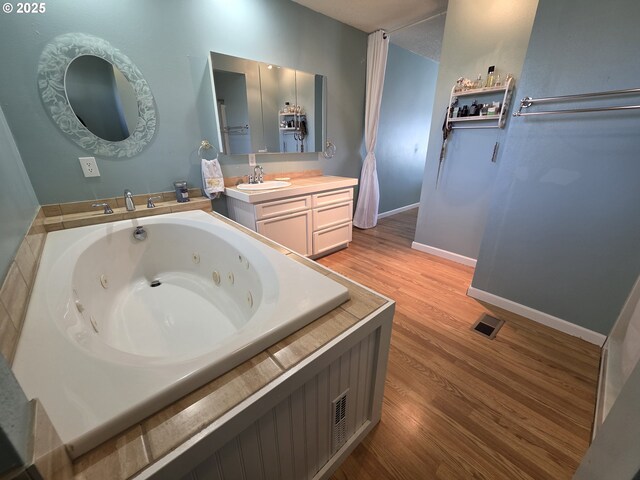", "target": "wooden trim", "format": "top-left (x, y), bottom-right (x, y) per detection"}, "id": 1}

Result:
top-left (467, 286), bottom-right (606, 346)
top-left (411, 241), bottom-right (477, 267)
top-left (377, 203), bottom-right (419, 219)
